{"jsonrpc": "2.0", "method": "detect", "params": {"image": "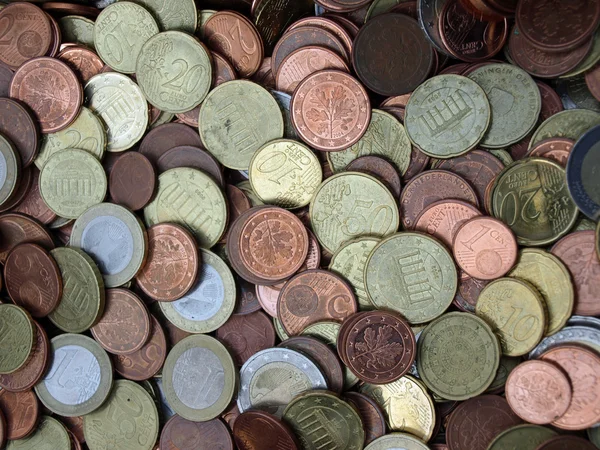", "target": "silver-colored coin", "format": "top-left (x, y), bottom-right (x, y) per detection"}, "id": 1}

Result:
top-left (529, 326), bottom-right (600, 359)
top-left (364, 432), bottom-right (430, 450)
top-left (567, 315), bottom-right (600, 331)
top-left (270, 90), bottom-right (299, 140)
top-left (237, 348), bottom-right (327, 418)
